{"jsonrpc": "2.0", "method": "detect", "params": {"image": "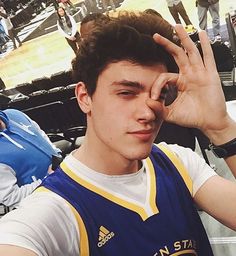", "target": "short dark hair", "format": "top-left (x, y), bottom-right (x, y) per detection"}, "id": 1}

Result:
top-left (144, 8), bottom-right (163, 18)
top-left (72, 12), bottom-right (178, 96)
